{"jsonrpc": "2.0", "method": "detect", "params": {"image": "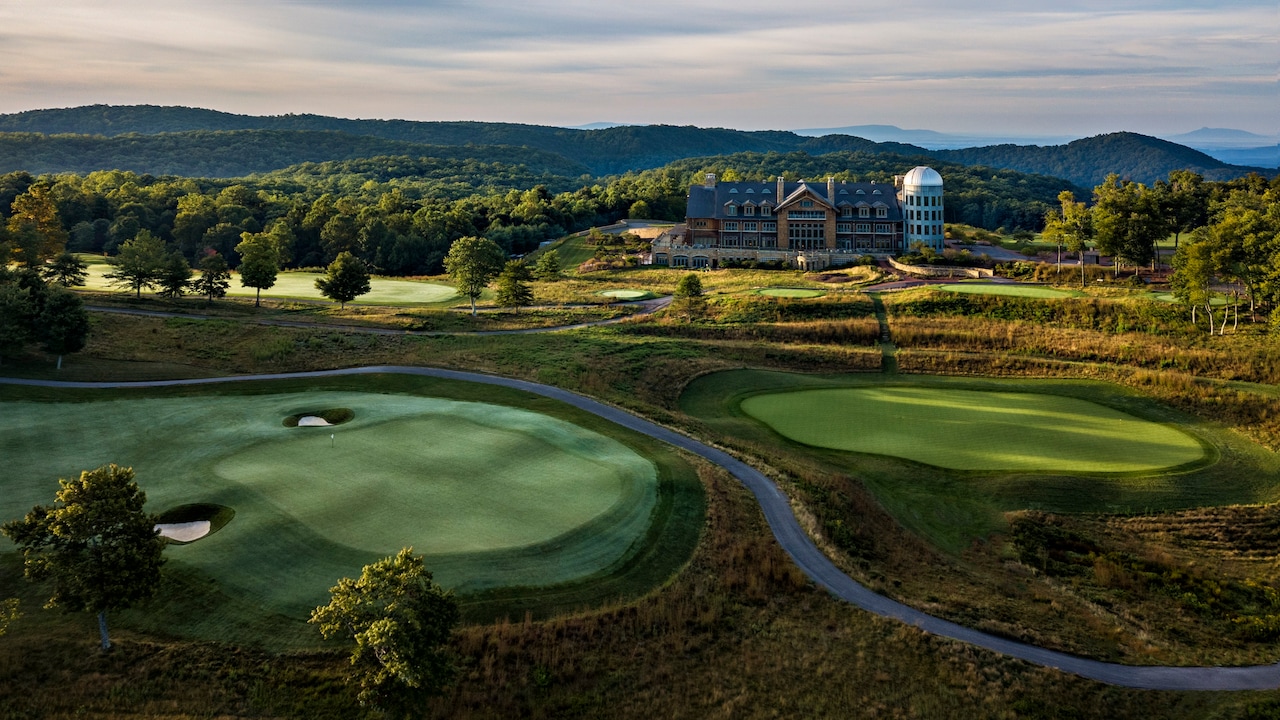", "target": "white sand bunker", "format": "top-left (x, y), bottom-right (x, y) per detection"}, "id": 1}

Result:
top-left (297, 415), bottom-right (332, 427)
top-left (156, 521), bottom-right (211, 542)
